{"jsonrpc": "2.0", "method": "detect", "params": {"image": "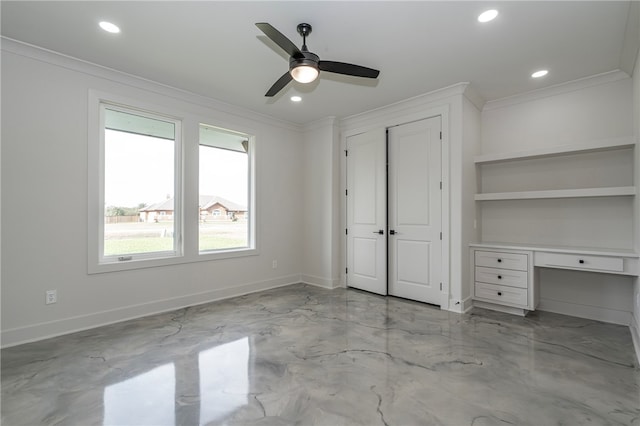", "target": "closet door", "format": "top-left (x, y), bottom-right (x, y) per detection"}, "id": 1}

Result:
top-left (388, 117), bottom-right (442, 305)
top-left (346, 129), bottom-right (387, 295)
